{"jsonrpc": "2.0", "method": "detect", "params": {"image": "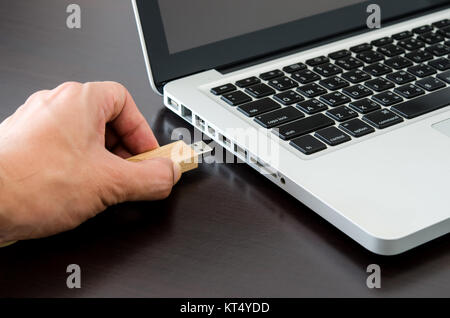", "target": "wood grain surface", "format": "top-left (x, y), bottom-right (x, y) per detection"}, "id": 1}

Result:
top-left (0, 0), bottom-right (449, 297)
top-left (127, 140), bottom-right (198, 173)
